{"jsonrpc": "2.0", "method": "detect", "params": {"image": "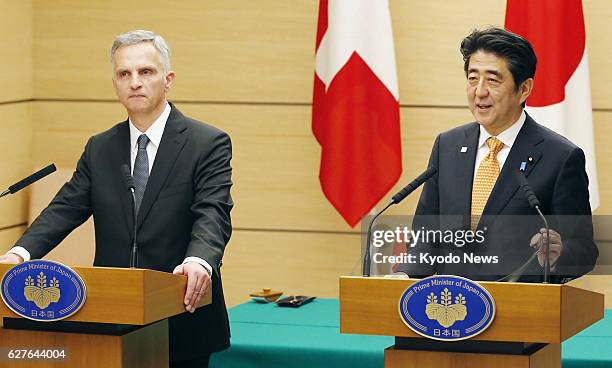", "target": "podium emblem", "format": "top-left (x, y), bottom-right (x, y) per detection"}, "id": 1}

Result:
top-left (398, 275), bottom-right (495, 341)
top-left (1, 260), bottom-right (86, 322)
top-left (24, 272), bottom-right (61, 309)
